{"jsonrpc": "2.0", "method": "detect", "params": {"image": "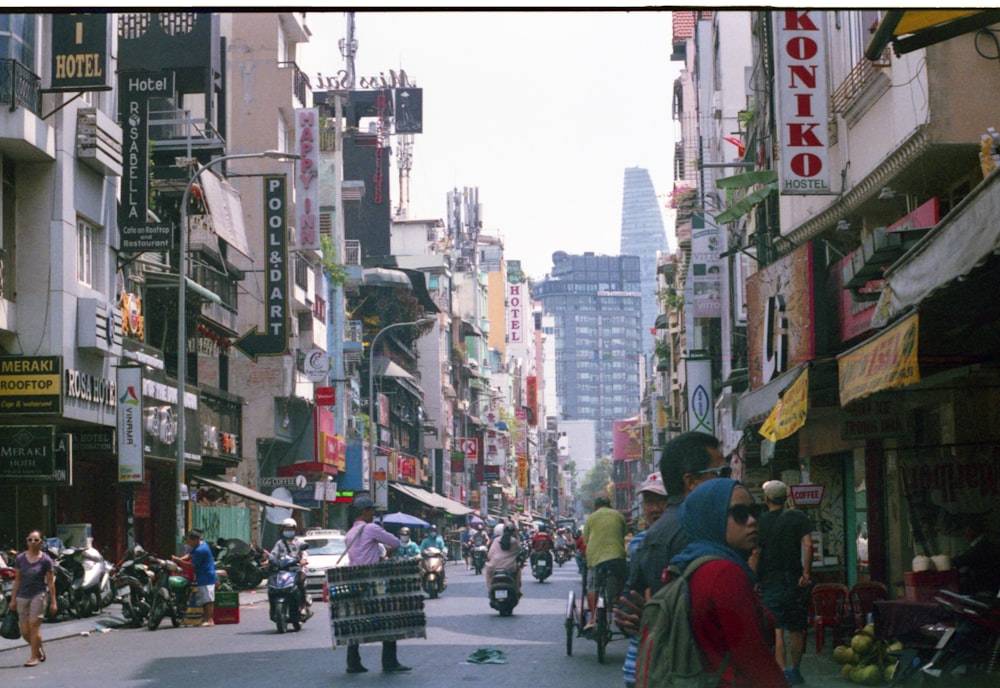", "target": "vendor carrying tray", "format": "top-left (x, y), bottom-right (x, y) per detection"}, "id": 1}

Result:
top-left (328, 559), bottom-right (426, 647)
